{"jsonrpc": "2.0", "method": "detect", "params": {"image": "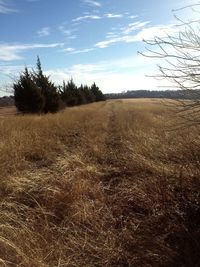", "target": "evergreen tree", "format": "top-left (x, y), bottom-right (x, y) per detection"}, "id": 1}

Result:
top-left (60, 79), bottom-right (75, 106)
top-left (60, 80), bottom-right (105, 107)
top-left (33, 57), bottom-right (61, 113)
top-left (90, 83), bottom-right (106, 102)
top-left (13, 57), bottom-right (61, 114)
top-left (60, 79), bottom-right (80, 106)
top-left (82, 85), bottom-right (95, 103)
top-left (77, 84), bottom-right (87, 105)
top-left (14, 67), bottom-right (44, 113)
